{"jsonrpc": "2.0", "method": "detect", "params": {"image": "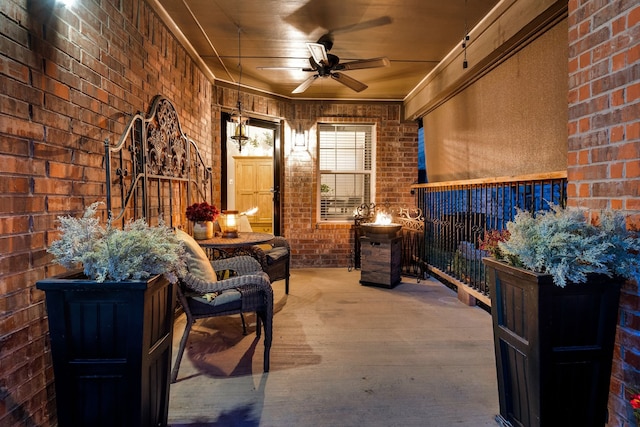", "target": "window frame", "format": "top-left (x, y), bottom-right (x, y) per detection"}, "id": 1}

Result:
top-left (317, 122), bottom-right (376, 222)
